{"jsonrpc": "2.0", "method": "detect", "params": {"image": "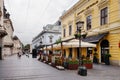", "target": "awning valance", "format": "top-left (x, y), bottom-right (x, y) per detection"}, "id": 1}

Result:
top-left (82, 33), bottom-right (108, 43)
top-left (63, 39), bottom-right (96, 48)
top-left (43, 39), bottom-right (96, 50)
